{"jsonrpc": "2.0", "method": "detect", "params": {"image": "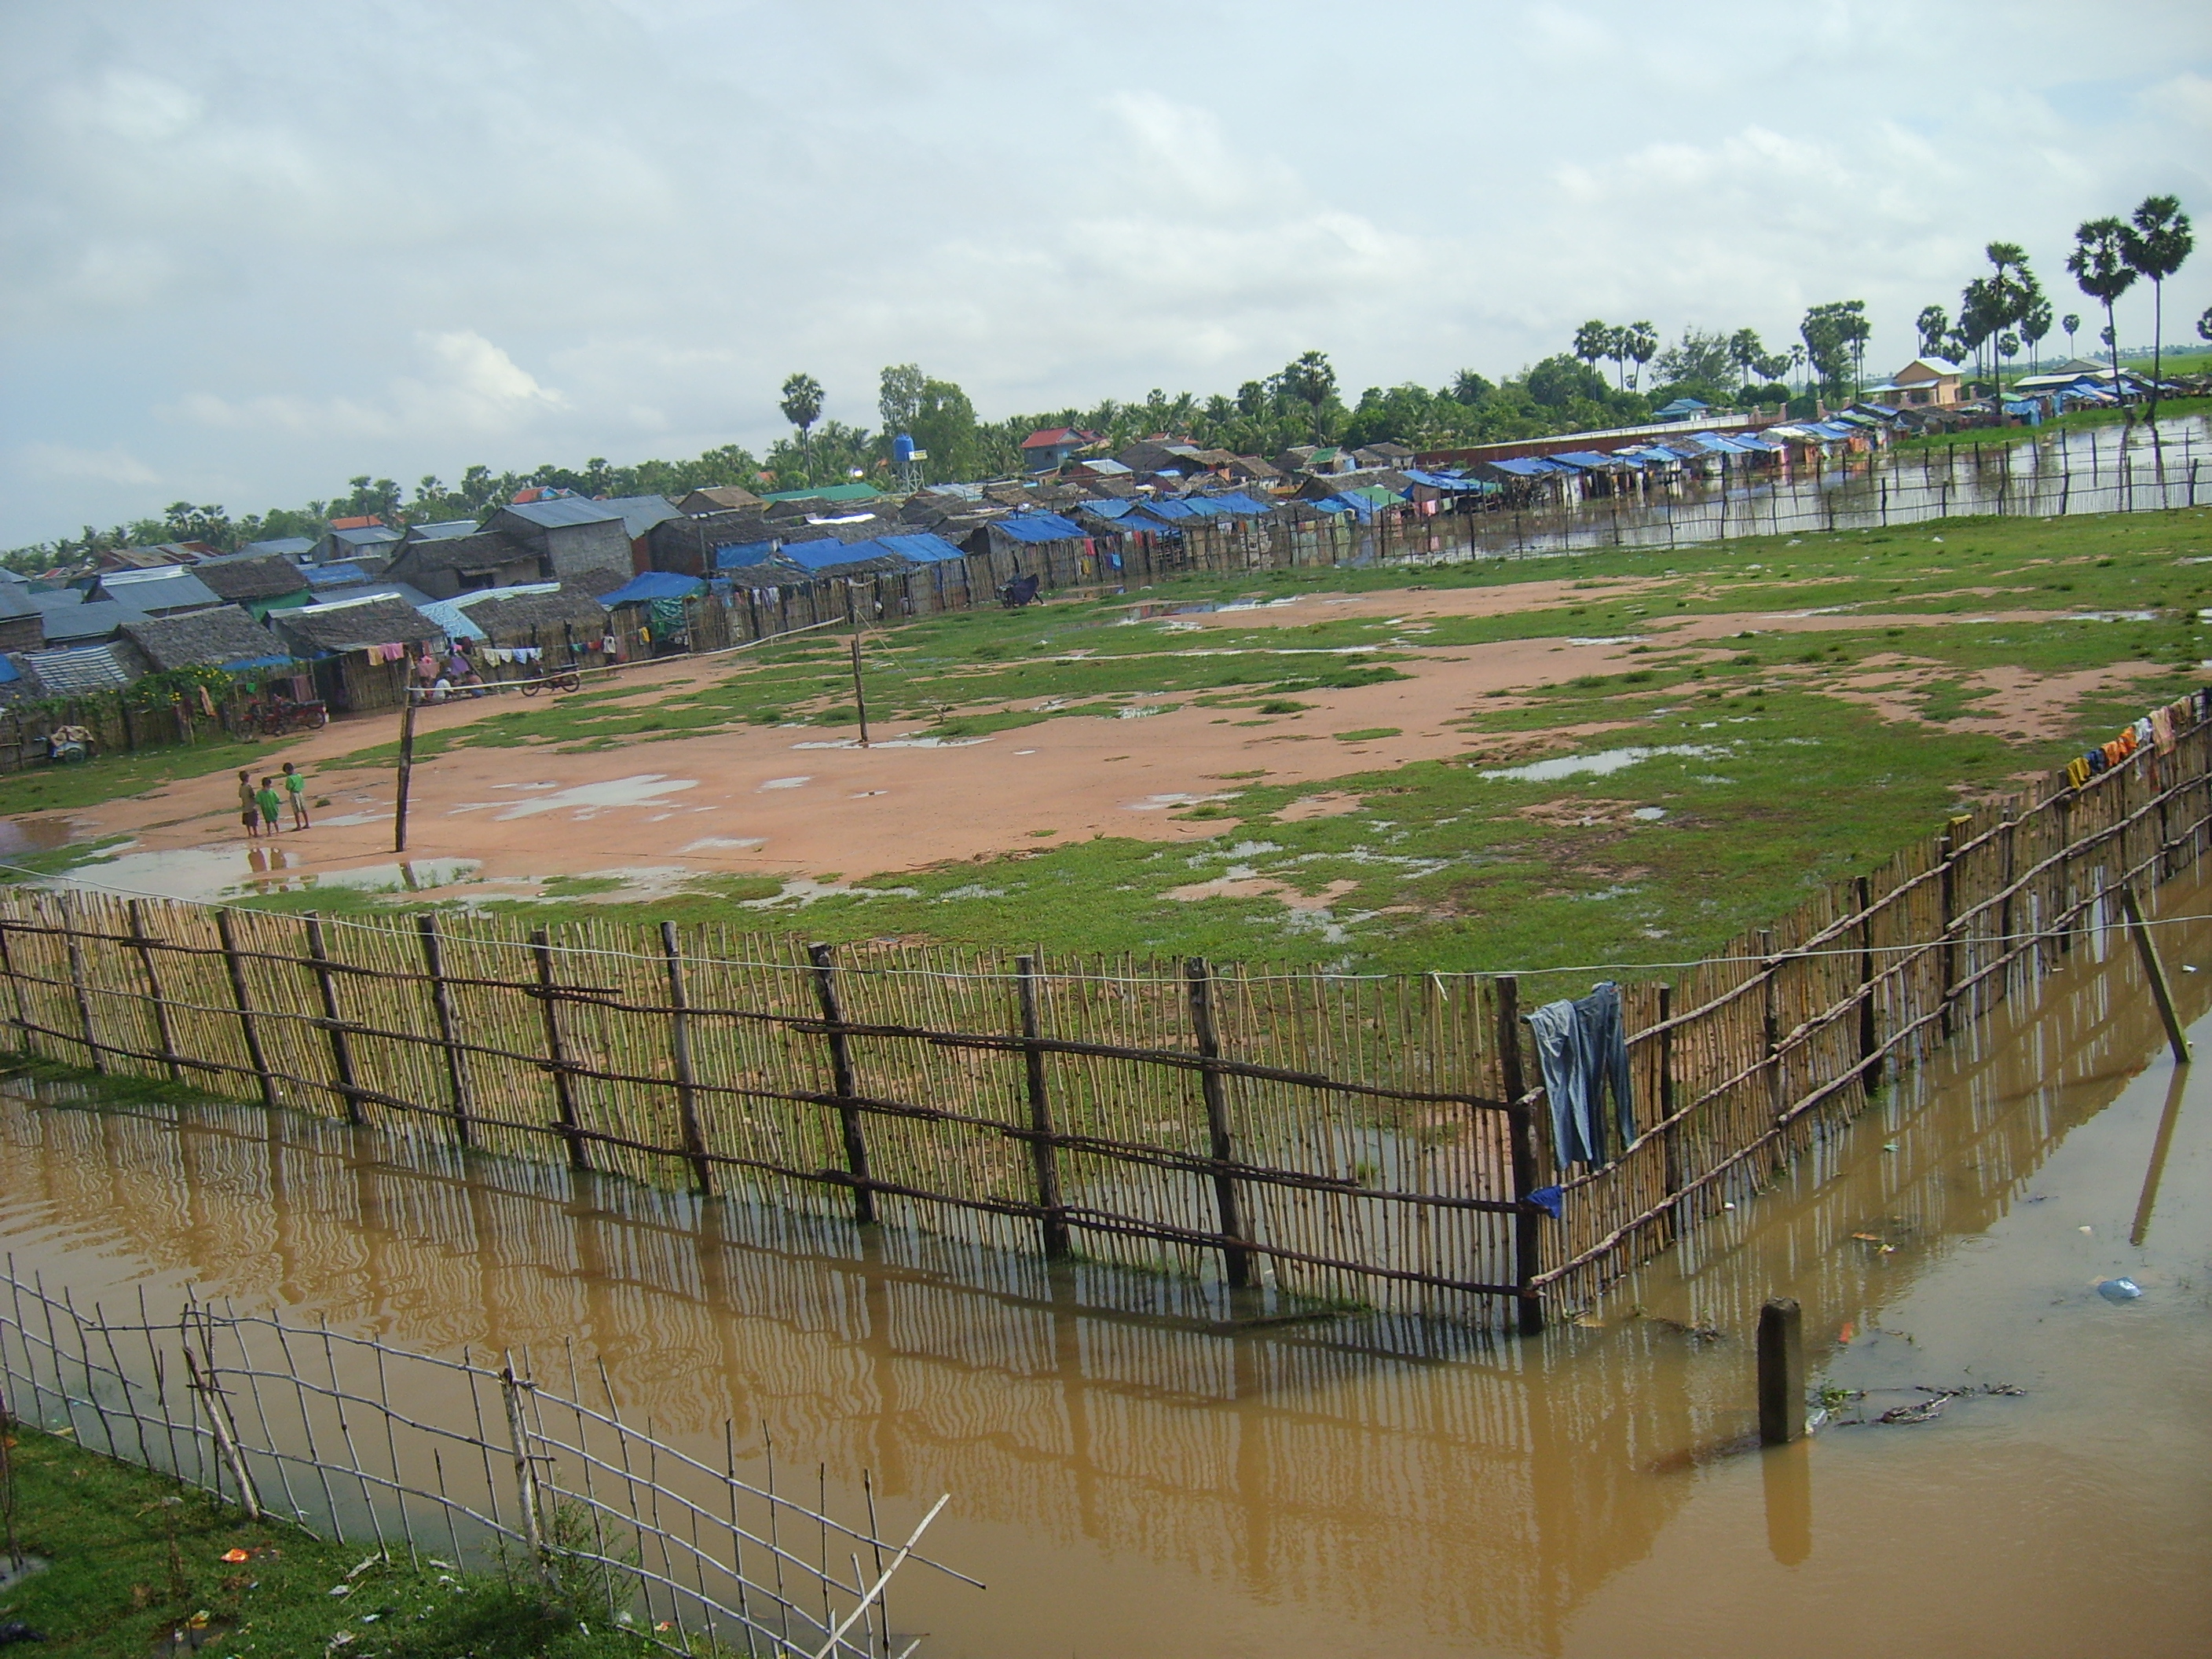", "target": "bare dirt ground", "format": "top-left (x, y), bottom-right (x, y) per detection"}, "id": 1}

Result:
top-left (21, 591), bottom-right (2160, 903)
